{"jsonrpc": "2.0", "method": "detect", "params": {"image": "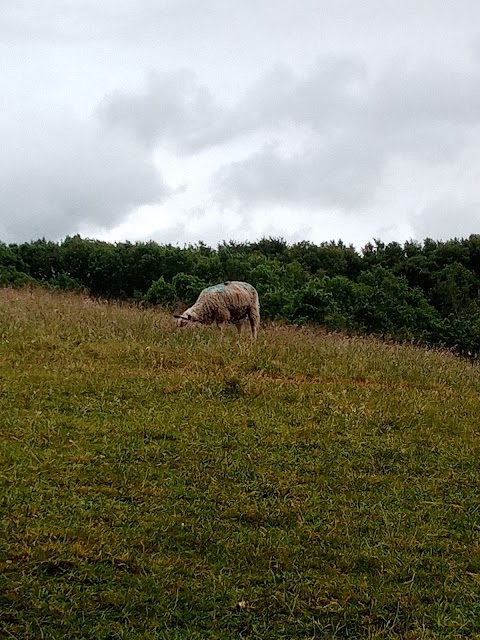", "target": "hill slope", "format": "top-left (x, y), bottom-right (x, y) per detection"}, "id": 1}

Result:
top-left (1, 287), bottom-right (480, 639)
